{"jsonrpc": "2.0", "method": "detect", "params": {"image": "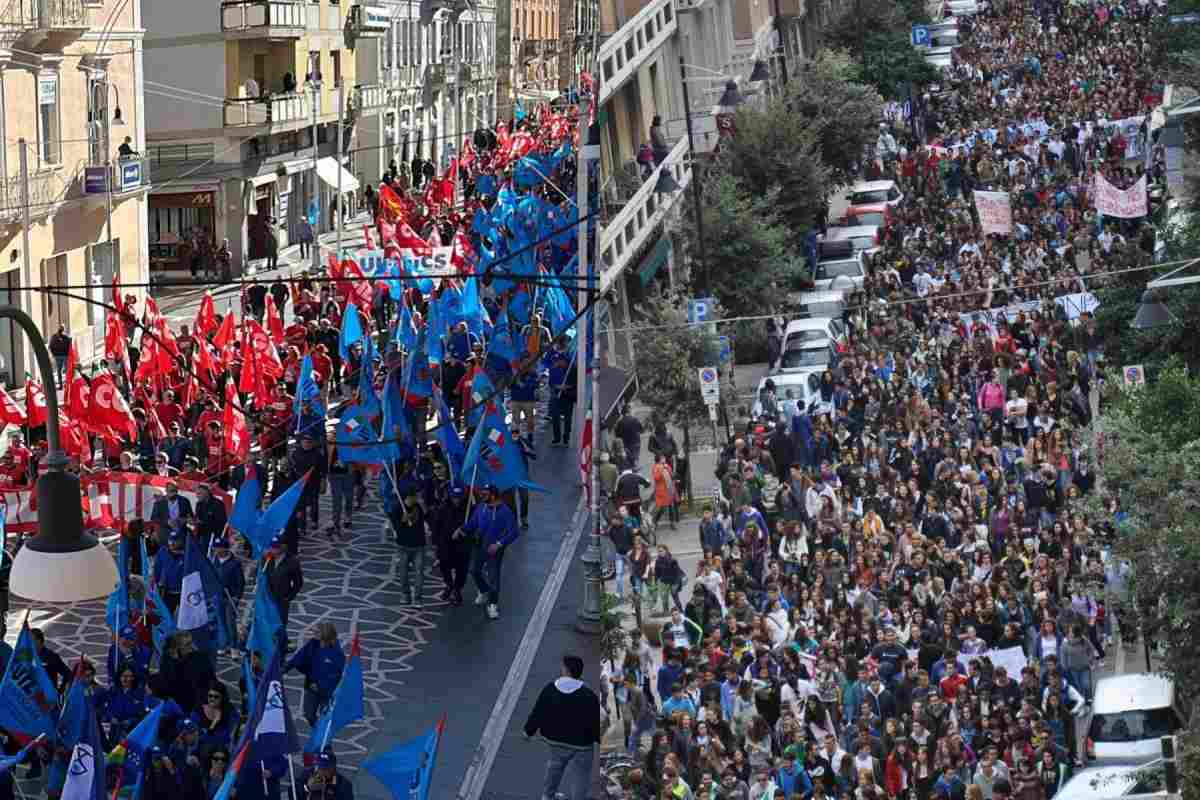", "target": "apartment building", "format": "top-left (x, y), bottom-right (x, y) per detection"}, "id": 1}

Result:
top-left (141, 0), bottom-right (368, 278)
top-left (593, 0), bottom-right (841, 403)
top-left (0, 0), bottom-right (150, 384)
top-left (356, 0), bottom-right (497, 188)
